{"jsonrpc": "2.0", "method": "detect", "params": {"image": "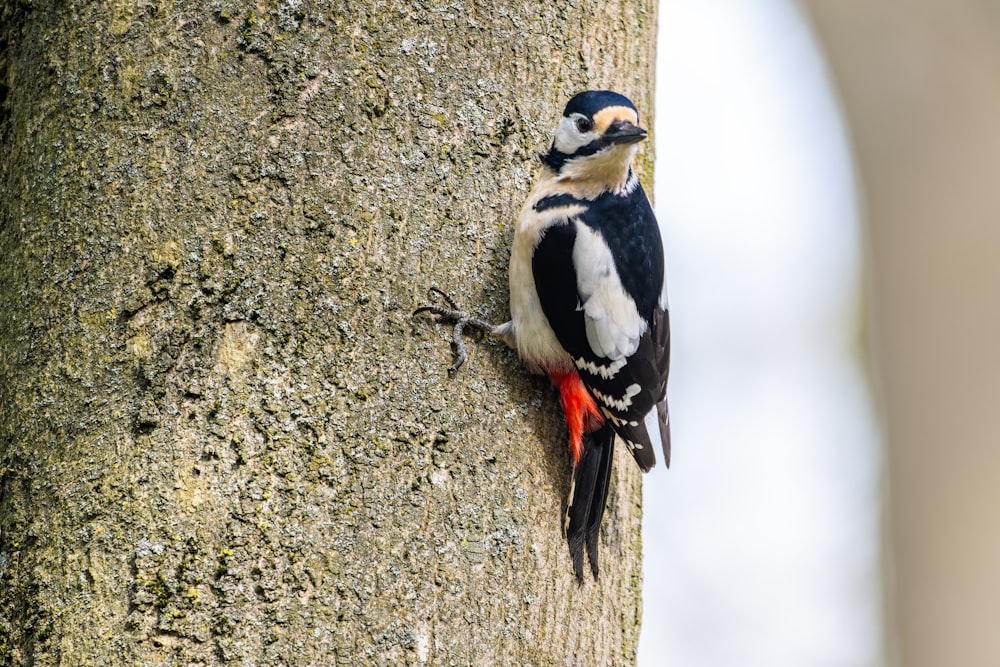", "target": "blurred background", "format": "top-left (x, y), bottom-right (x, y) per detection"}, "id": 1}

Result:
top-left (639, 1), bottom-right (1000, 666)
